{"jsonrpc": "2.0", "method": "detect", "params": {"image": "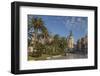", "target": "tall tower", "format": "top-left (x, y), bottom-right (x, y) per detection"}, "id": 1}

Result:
top-left (67, 31), bottom-right (74, 49)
